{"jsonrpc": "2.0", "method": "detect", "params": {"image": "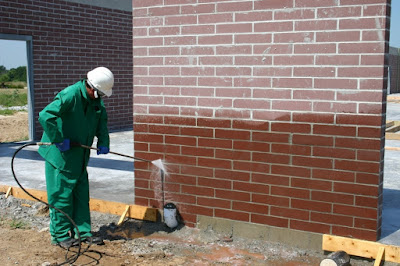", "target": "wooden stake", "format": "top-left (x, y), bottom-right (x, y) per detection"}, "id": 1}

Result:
top-left (374, 247), bottom-right (385, 266)
top-left (118, 205), bottom-right (130, 226)
top-left (5, 187), bottom-right (12, 198)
